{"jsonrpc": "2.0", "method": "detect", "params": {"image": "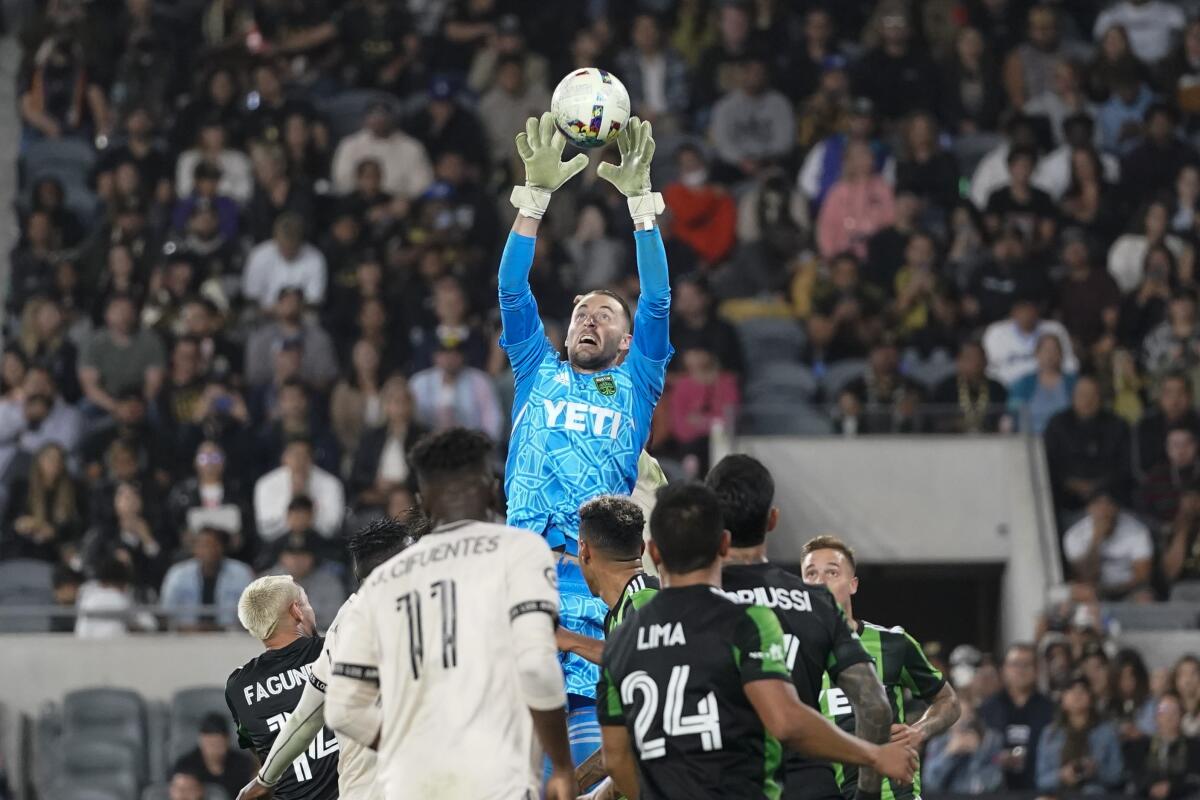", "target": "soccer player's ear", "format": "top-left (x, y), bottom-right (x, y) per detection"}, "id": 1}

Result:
top-left (766, 507), bottom-right (779, 533)
top-left (618, 332), bottom-right (632, 353)
top-left (717, 529), bottom-right (732, 558)
top-left (648, 540), bottom-right (663, 569)
top-left (849, 575), bottom-right (859, 597)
